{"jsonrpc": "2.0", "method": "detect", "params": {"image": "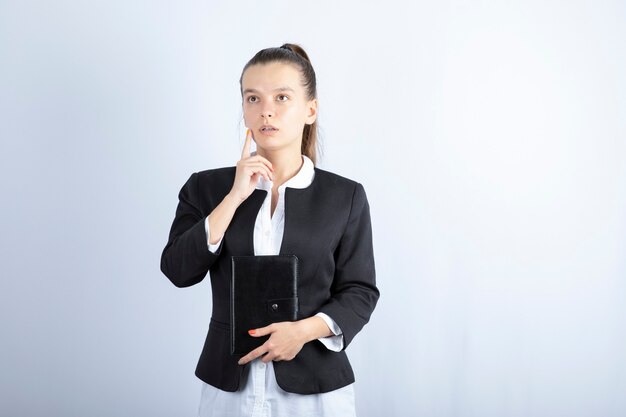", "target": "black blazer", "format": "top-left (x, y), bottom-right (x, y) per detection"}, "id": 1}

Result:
top-left (160, 165), bottom-right (380, 394)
